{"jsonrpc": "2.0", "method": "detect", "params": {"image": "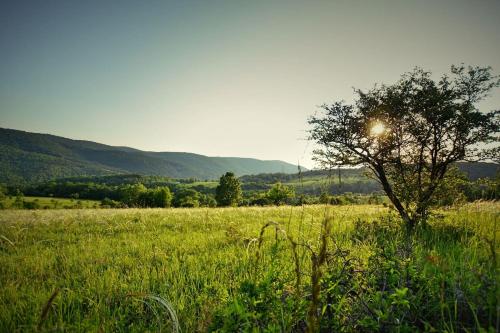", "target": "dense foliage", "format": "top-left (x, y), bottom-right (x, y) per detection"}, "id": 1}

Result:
top-left (266, 182), bottom-right (295, 205)
top-left (215, 172), bottom-right (243, 207)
